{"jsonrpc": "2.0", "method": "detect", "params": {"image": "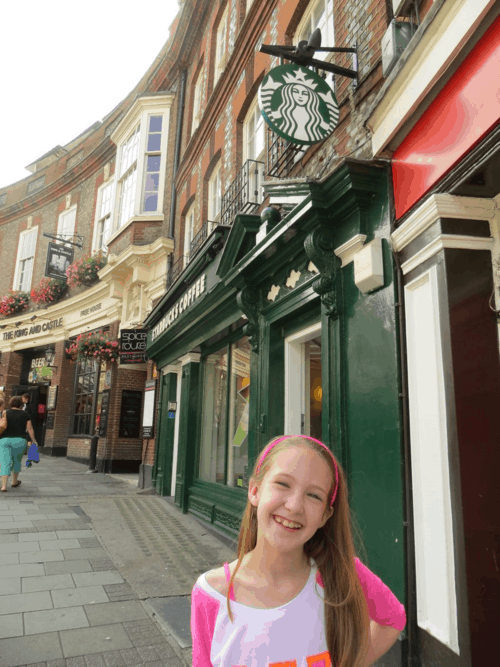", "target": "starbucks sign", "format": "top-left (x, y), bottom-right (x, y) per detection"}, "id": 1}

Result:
top-left (258, 64), bottom-right (340, 145)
